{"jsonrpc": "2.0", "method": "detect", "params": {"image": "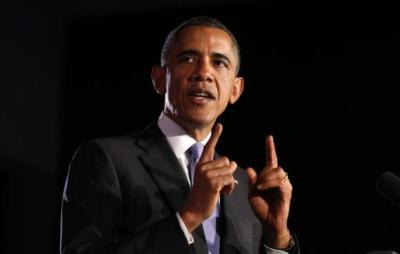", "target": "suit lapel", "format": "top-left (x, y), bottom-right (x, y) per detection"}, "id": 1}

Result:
top-left (192, 226), bottom-right (209, 254)
top-left (136, 122), bottom-right (190, 212)
top-left (136, 123), bottom-right (208, 254)
top-left (220, 193), bottom-right (246, 254)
